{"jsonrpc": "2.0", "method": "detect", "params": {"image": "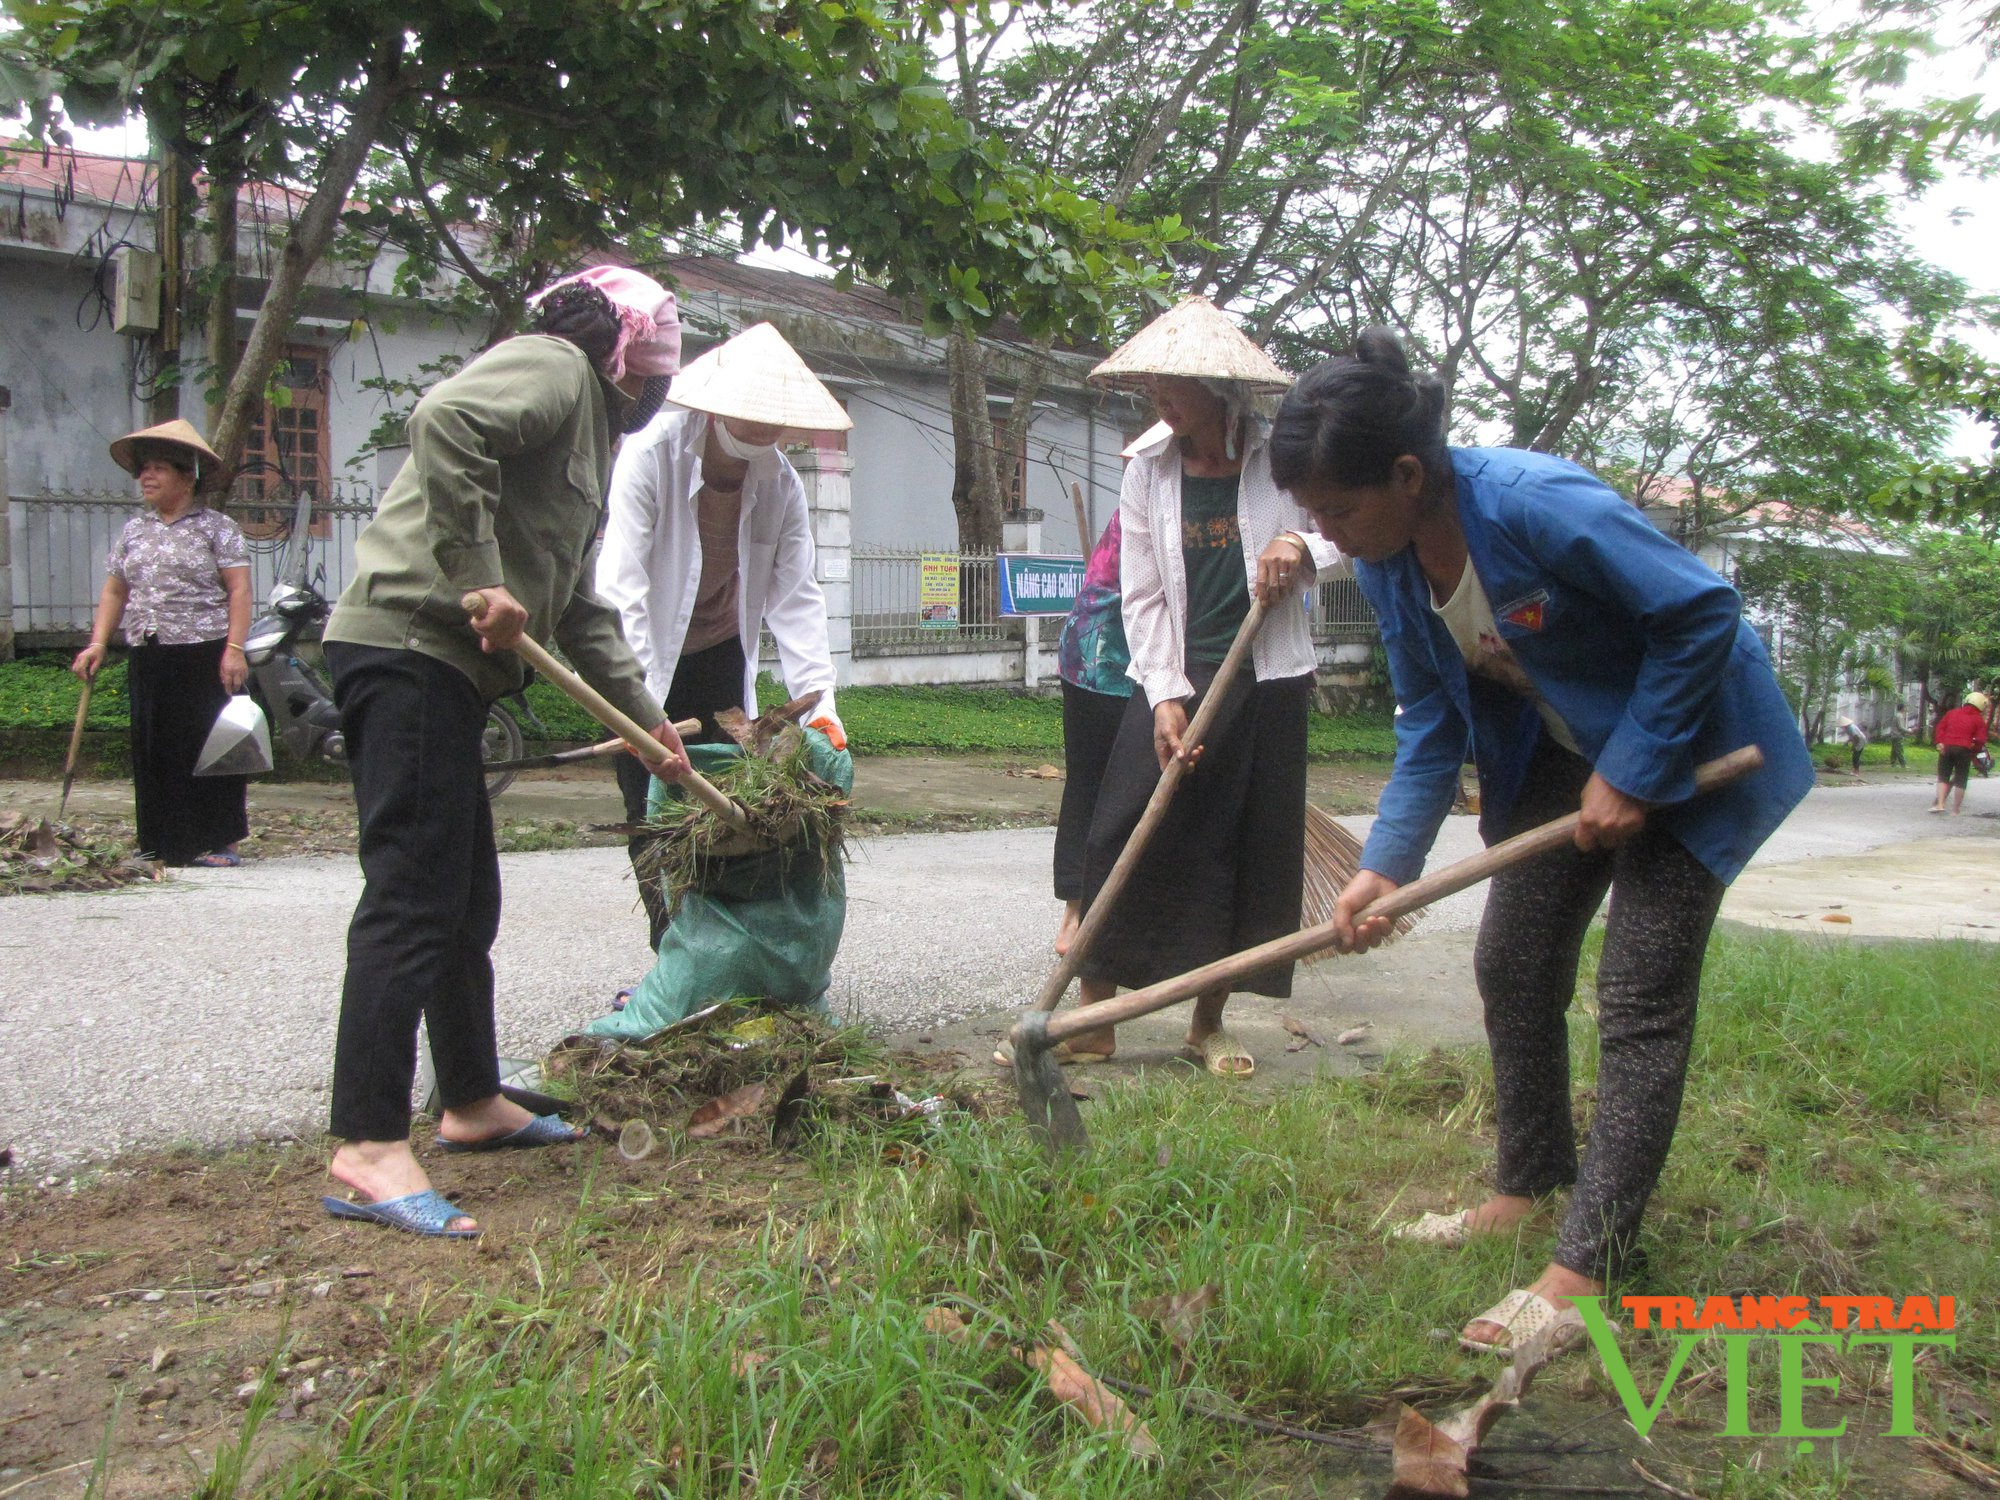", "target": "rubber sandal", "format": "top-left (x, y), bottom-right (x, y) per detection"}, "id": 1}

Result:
top-left (1188, 1029), bottom-right (1255, 1078)
top-left (993, 1040), bottom-right (1115, 1067)
top-left (191, 851), bottom-right (242, 867)
top-left (321, 1189), bottom-right (479, 1239)
top-left (437, 1112), bottom-right (587, 1154)
top-left (1392, 1209), bottom-right (1477, 1246)
top-left (1459, 1288), bottom-right (1587, 1357)
top-left (611, 986), bottom-right (634, 1012)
